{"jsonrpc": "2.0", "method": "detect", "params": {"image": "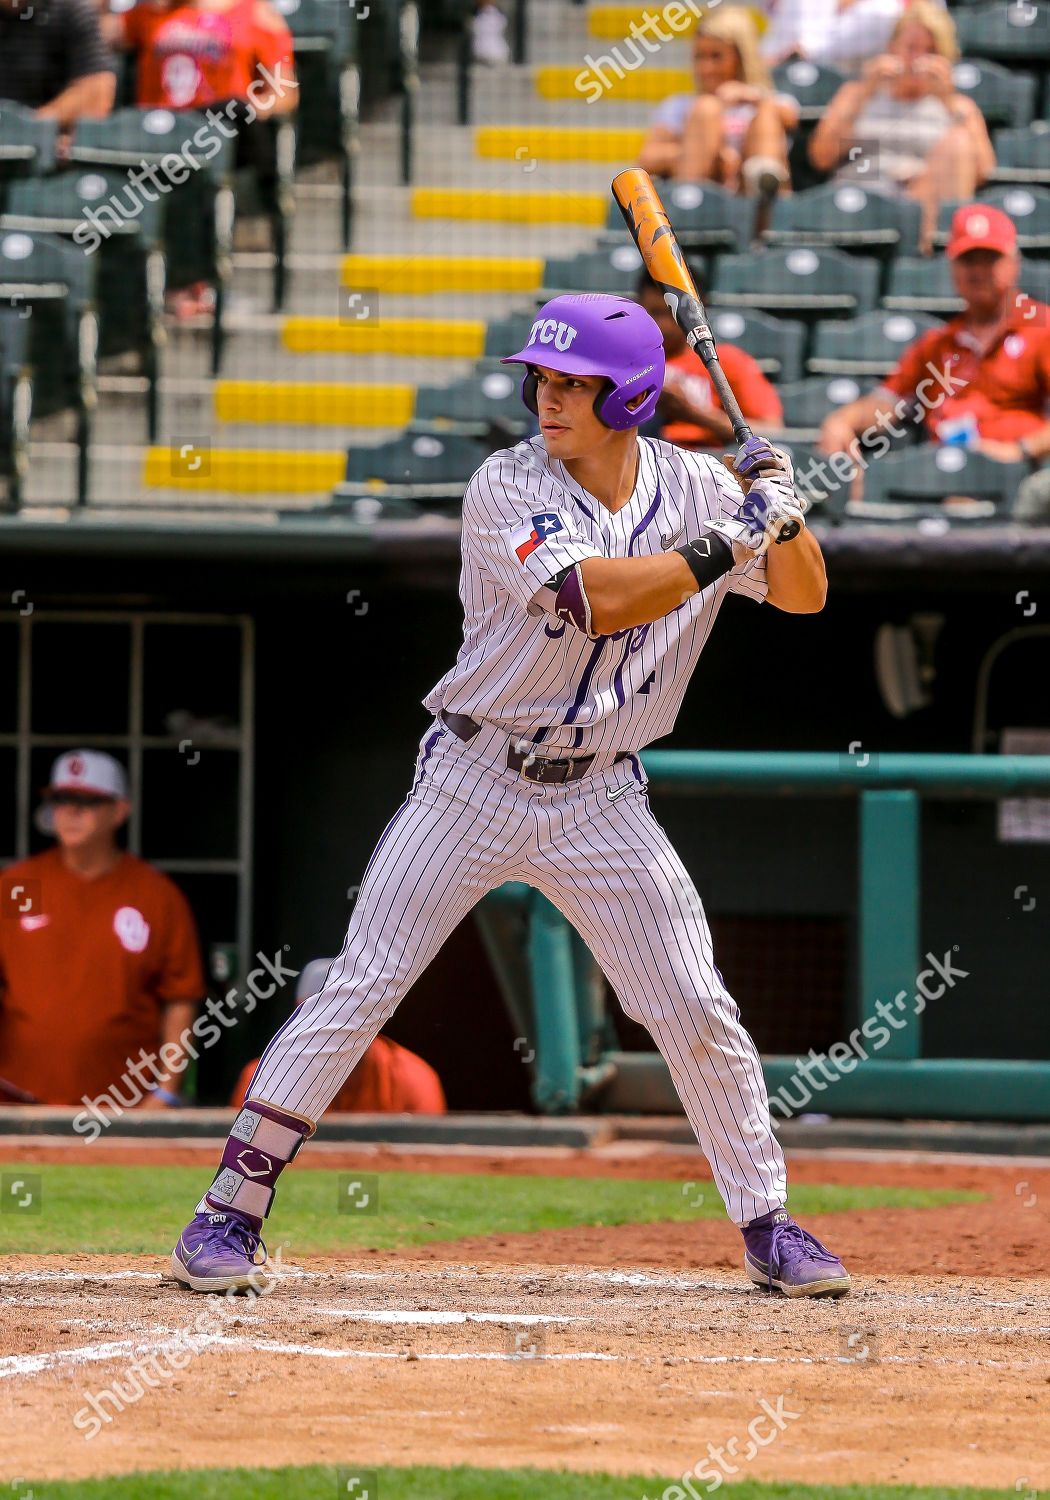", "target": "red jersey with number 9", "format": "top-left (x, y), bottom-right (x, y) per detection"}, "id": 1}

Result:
top-left (122, 0), bottom-right (294, 111)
